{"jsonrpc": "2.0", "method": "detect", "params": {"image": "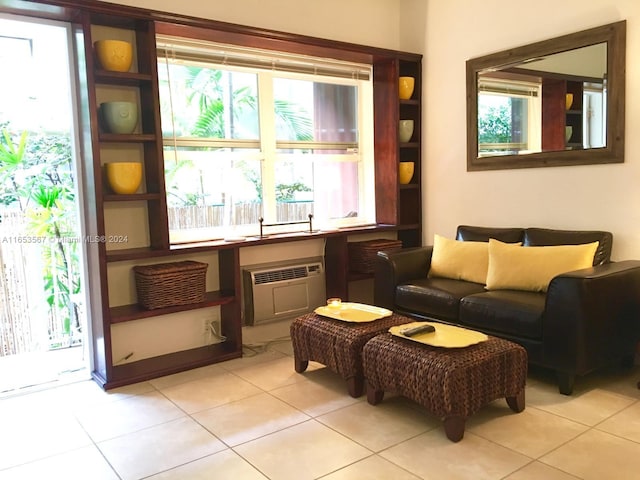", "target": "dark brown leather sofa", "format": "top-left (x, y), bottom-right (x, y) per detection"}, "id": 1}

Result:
top-left (374, 225), bottom-right (640, 395)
